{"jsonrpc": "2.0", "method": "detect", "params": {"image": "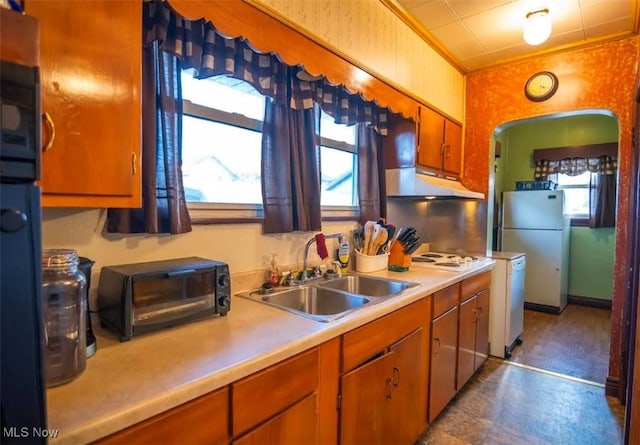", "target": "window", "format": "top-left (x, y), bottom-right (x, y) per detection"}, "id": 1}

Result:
top-left (181, 72), bottom-right (358, 216)
top-left (556, 171), bottom-right (590, 217)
